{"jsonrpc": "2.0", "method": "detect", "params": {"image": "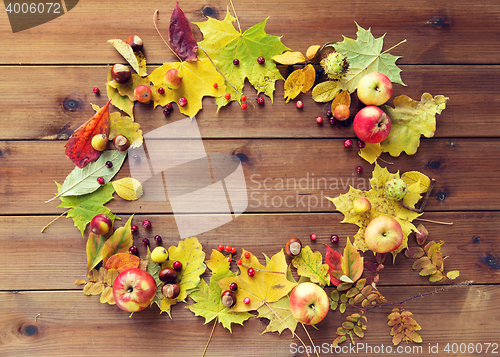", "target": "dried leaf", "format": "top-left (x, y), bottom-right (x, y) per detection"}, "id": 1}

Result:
top-left (447, 270), bottom-right (460, 280)
top-left (108, 39), bottom-right (147, 76)
top-left (104, 252), bottom-right (141, 273)
top-left (102, 215), bottom-right (134, 266)
top-left (359, 142), bottom-right (383, 164)
top-left (257, 296), bottom-right (298, 334)
top-left (311, 80), bottom-right (343, 102)
top-left (284, 64), bottom-right (315, 102)
top-left (74, 279), bottom-right (86, 285)
top-left (325, 245), bottom-right (343, 286)
top-left (341, 238), bottom-right (363, 283)
top-left (112, 178), bottom-right (143, 201)
top-left (64, 100), bottom-right (111, 168)
top-left (169, 2), bottom-right (198, 62)
top-left (331, 90), bottom-right (351, 112)
top-left (292, 245), bottom-right (330, 286)
top-left (405, 247), bottom-right (425, 259)
top-left (402, 172), bottom-right (431, 194)
top-left (272, 51), bottom-right (306, 65)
